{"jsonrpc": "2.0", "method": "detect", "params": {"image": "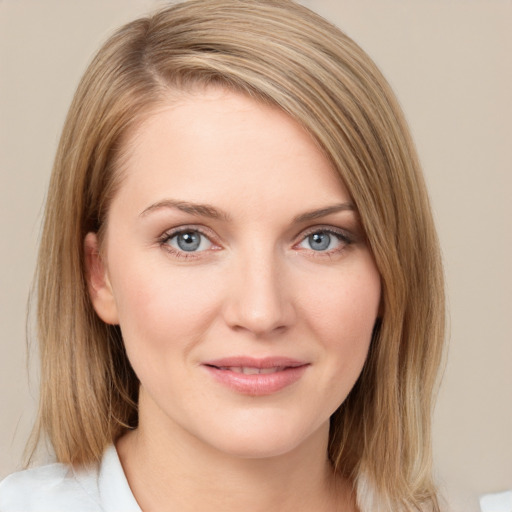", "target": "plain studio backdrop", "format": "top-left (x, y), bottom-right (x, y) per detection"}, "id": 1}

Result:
top-left (0, 1), bottom-right (510, 511)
